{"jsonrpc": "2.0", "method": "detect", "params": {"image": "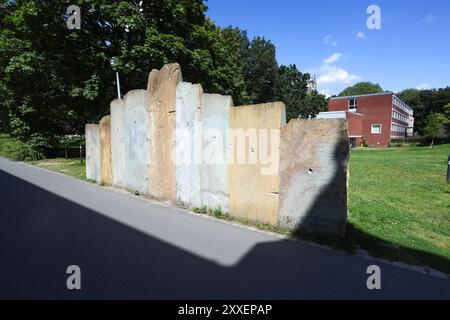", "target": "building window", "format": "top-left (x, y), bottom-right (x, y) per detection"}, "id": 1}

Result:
top-left (392, 124), bottom-right (406, 134)
top-left (371, 124), bottom-right (382, 134)
top-left (392, 110), bottom-right (409, 123)
top-left (348, 98), bottom-right (357, 110)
